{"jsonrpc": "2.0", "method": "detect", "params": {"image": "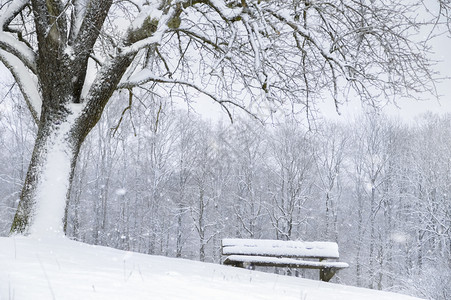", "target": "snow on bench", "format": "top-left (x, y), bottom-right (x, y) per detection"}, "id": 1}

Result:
top-left (221, 238), bottom-right (349, 282)
top-left (222, 238), bottom-right (340, 259)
